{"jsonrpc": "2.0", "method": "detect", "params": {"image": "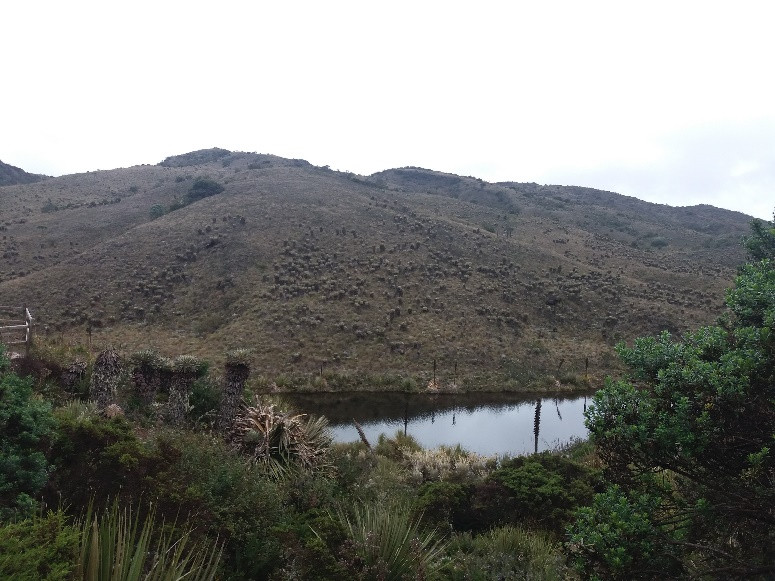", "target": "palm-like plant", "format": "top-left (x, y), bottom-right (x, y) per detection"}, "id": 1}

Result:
top-left (231, 397), bottom-right (331, 474)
